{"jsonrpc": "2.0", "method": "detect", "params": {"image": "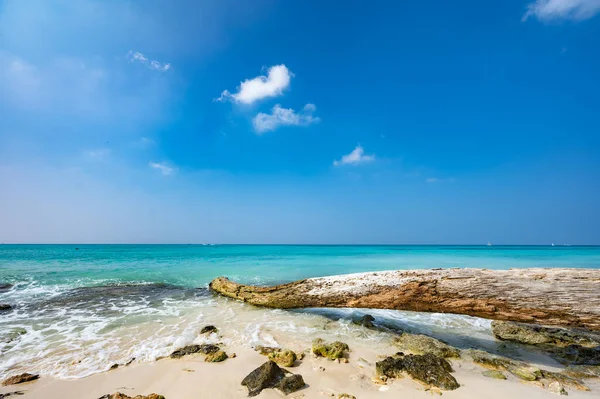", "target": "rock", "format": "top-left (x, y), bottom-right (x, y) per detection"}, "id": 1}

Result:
top-left (255, 346), bottom-right (279, 355)
top-left (338, 394), bottom-right (356, 399)
top-left (393, 333), bottom-right (460, 358)
top-left (241, 361), bottom-right (287, 397)
top-left (507, 365), bottom-right (540, 381)
top-left (562, 365), bottom-right (600, 379)
top-left (200, 325), bottom-right (218, 334)
top-left (110, 364), bottom-right (119, 370)
top-left (278, 374), bottom-right (305, 395)
top-left (549, 344), bottom-right (600, 366)
top-left (0, 304), bottom-right (12, 312)
top-left (170, 344), bottom-right (220, 358)
top-left (540, 370), bottom-right (589, 391)
top-left (205, 350), bottom-right (228, 362)
top-left (97, 394), bottom-right (165, 399)
top-left (269, 350), bottom-right (297, 367)
top-left (376, 353), bottom-right (459, 390)
top-left (312, 339), bottom-right (349, 360)
top-left (2, 373), bottom-right (39, 386)
top-left (491, 321), bottom-right (600, 347)
top-left (548, 381), bottom-right (568, 396)
top-left (352, 314), bottom-right (376, 329)
top-left (0, 392), bottom-right (24, 398)
top-left (482, 370), bottom-right (507, 380)
top-left (0, 283), bottom-right (13, 292)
